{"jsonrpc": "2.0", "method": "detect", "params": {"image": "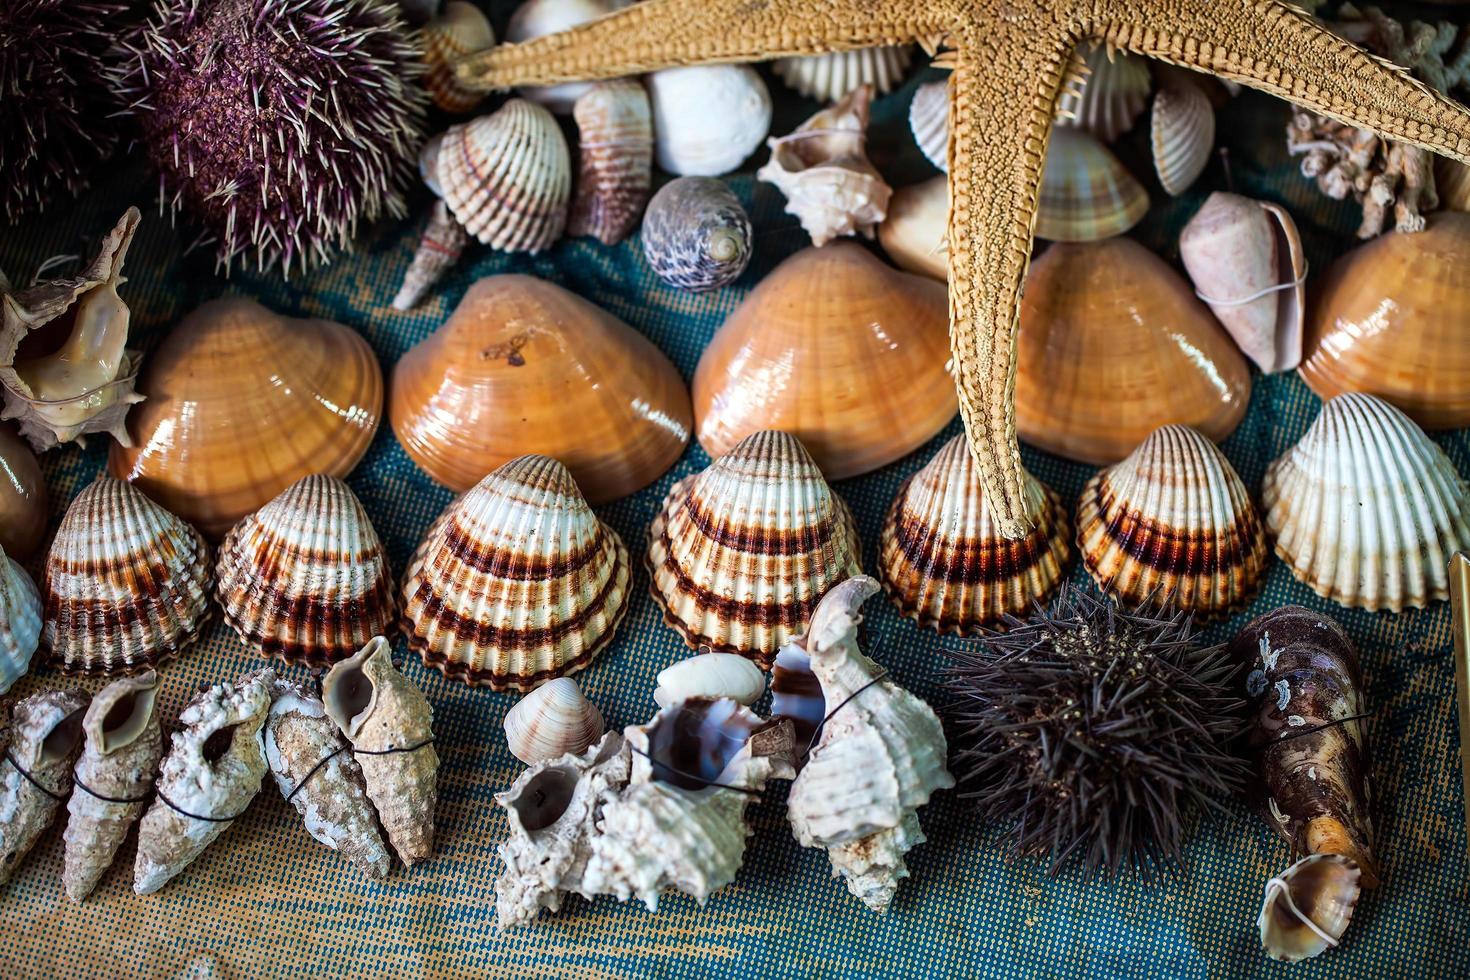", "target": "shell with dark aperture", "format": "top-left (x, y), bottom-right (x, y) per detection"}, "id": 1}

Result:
top-left (641, 177), bottom-right (752, 292)
top-left (0, 689), bottom-right (88, 884)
